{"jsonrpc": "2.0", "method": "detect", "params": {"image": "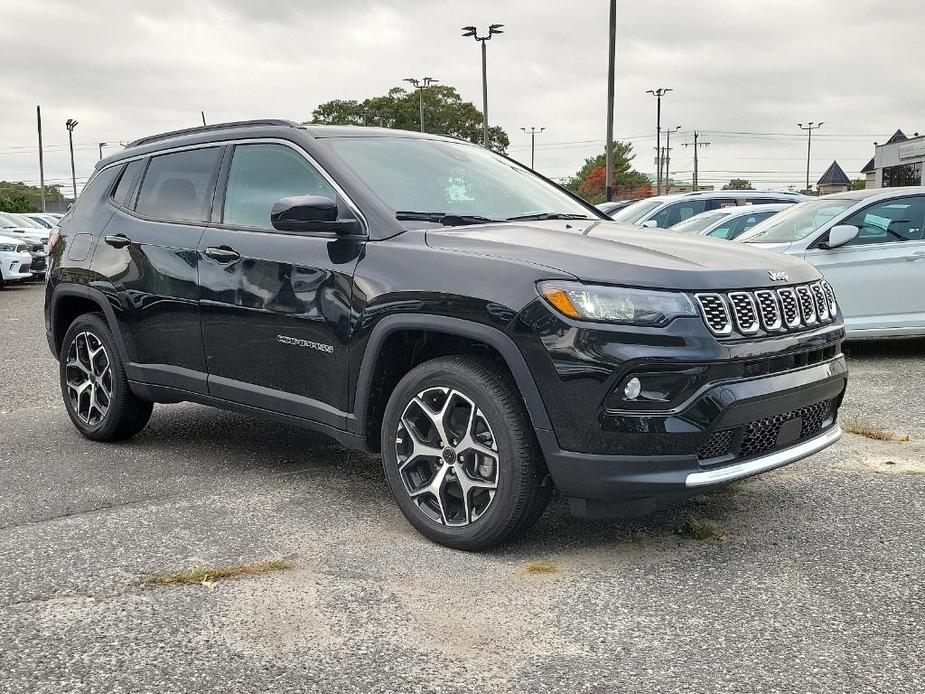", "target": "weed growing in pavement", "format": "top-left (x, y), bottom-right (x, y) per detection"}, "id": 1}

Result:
top-left (677, 519), bottom-right (728, 544)
top-left (140, 558), bottom-right (294, 589)
top-left (841, 417), bottom-right (910, 442)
